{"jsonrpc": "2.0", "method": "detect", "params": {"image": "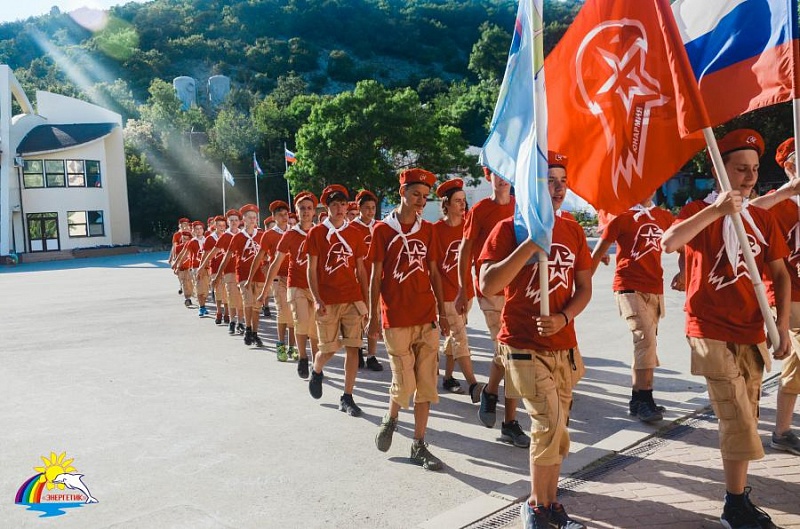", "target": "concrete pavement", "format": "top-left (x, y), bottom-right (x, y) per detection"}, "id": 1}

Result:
top-left (0, 250), bottom-right (796, 528)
